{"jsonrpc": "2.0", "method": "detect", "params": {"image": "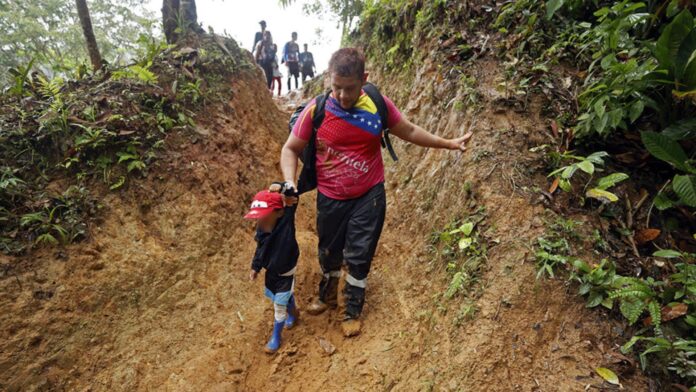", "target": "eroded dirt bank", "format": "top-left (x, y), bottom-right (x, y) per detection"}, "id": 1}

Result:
top-left (0, 51), bottom-right (650, 392)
